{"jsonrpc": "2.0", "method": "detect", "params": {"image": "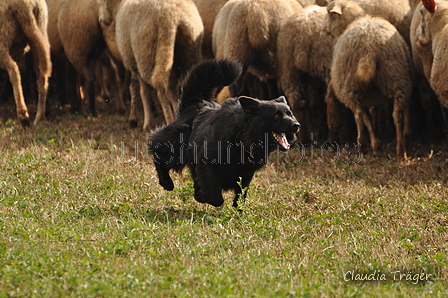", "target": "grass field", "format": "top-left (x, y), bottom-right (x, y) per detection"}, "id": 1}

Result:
top-left (0, 111), bottom-right (447, 297)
